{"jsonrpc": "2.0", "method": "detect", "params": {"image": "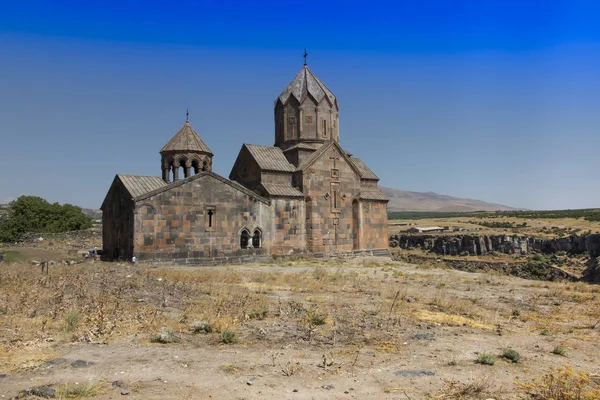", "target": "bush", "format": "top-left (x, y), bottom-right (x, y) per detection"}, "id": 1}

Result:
top-left (312, 266), bottom-right (327, 280)
top-left (190, 320), bottom-right (212, 334)
top-left (152, 327), bottom-right (178, 343)
top-left (306, 309), bottom-right (326, 326)
top-left (220, 331), bottom-right (236, 344)
top-left (64, 309), bottom-right (82, 332)
top-left (502, 348), bottom-right (521, 363)
top-left (248, 307), bottom-right (268, 320)
top-left (476, 353), bottom-right (496, 365)
top-left (518, 364), bottom-right (600, 399)
top-left (553, 346), bottom-right (567, 356)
